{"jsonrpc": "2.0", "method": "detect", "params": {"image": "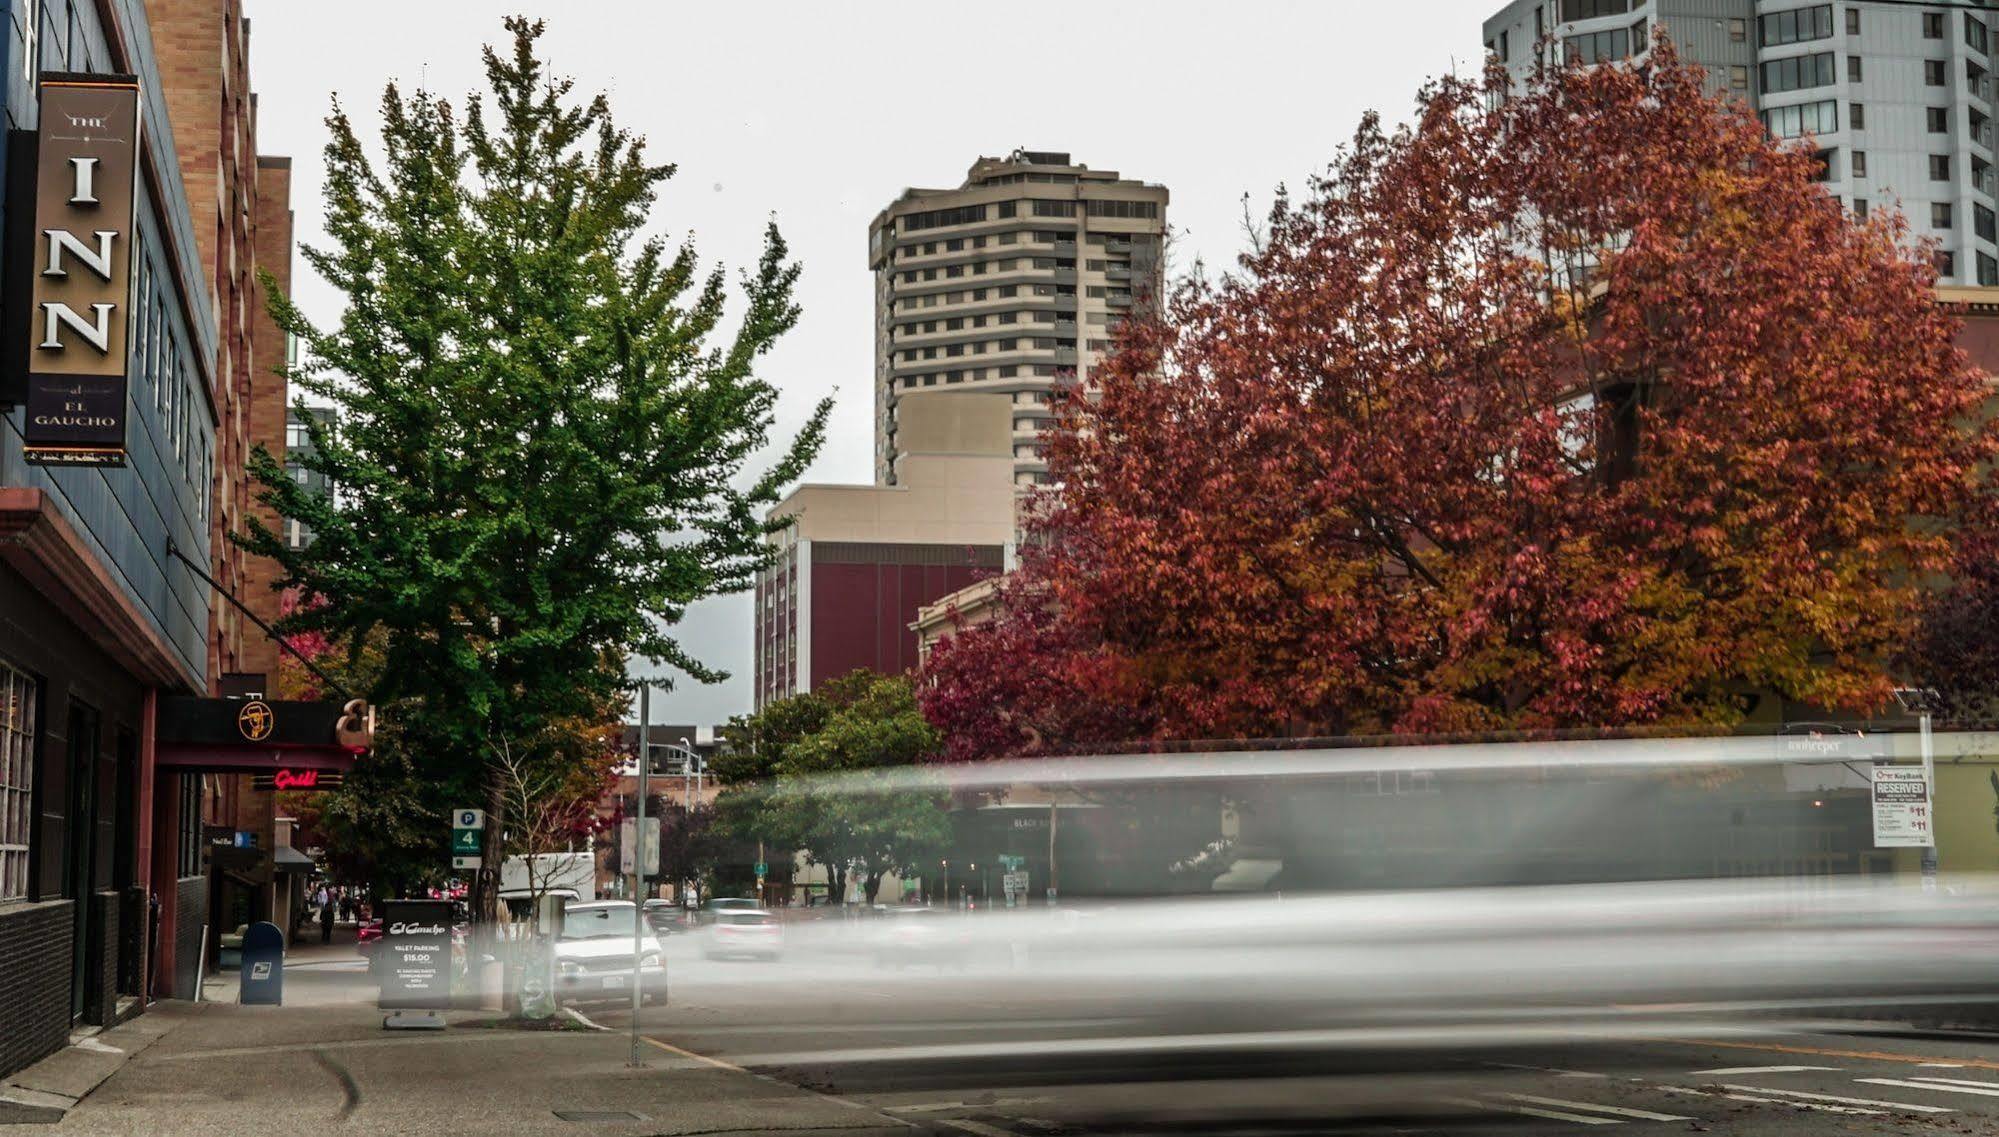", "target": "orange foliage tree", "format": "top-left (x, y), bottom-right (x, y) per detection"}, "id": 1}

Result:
top-left (922, 40), bottom-right (1996, 755)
